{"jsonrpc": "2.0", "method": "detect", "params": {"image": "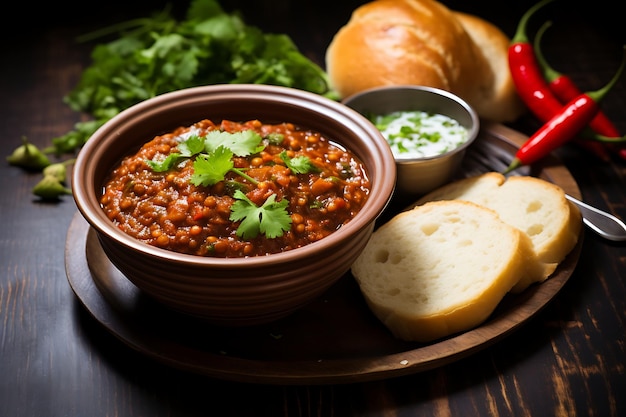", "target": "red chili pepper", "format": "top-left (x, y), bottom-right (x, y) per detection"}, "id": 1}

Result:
top-left (534, 20), bottom-right (625, 161)
top-left (508, 0), bottom-right (564, 123)
top-left (504, 49), bottom-right (626, 173)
